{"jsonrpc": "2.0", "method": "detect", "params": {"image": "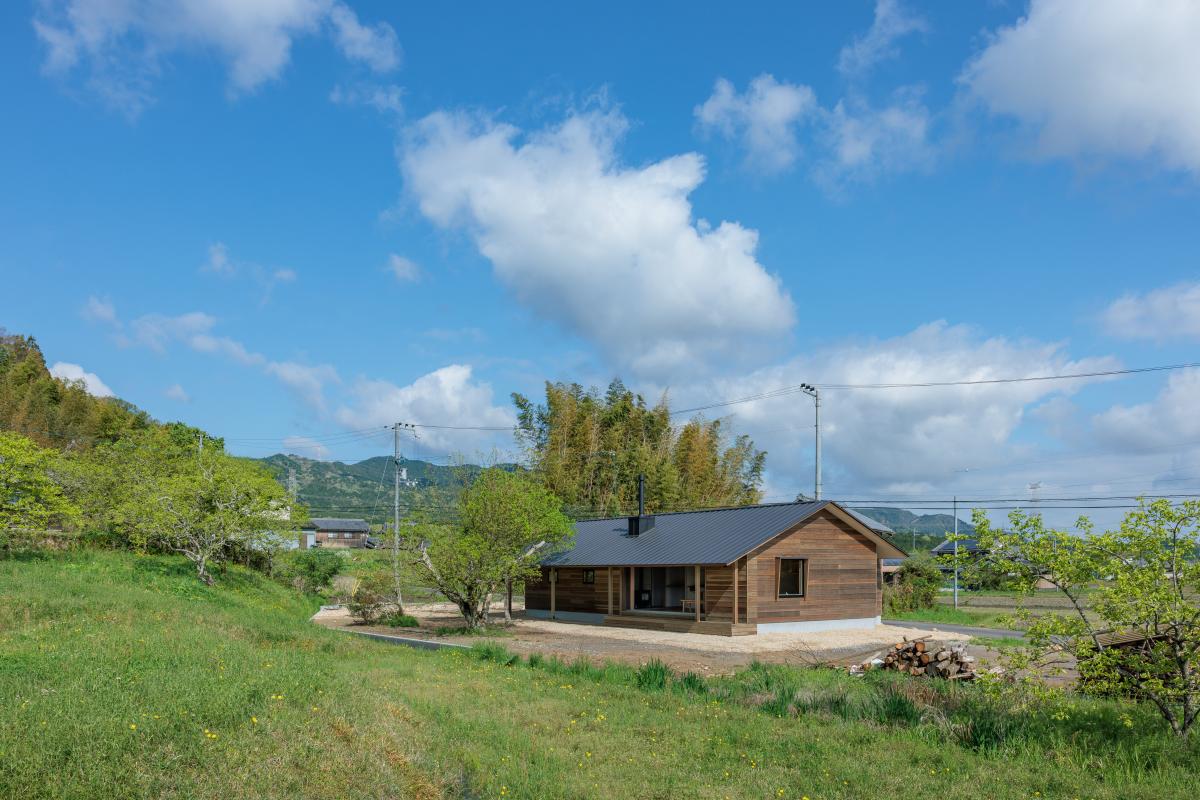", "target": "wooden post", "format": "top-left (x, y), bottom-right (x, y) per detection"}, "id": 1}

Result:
top-left (628, 567), bottom-right (635, 611)
top-left (550, 569), bottom-right (556, 619)
top-left (694, 565), bottom-right (702, 622)
top-left (732, 559), bottom-right (739, 624)
top-left (607, 567), bottom-right (613, 615)
top-left (746, 557), bottom-right (757, 623)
